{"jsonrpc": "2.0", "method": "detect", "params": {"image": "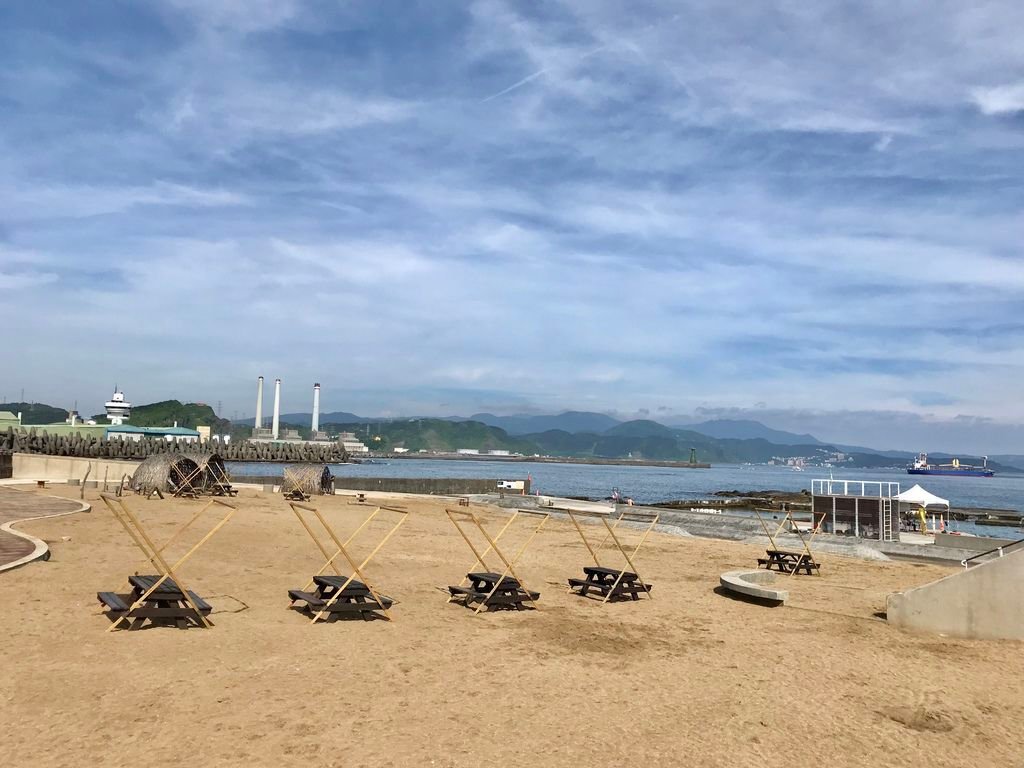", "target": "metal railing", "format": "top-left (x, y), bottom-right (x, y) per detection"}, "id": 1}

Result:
top-left (811, 479), bottom-right (900, 498)
top-left (961, 537), bottom-right (1024, 569)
